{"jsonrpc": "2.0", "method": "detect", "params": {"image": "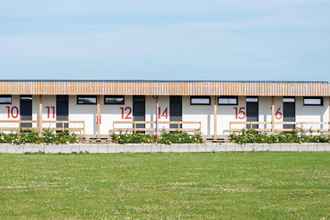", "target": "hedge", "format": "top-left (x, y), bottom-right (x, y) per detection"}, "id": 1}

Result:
top-left (158, 132), bottom-right (203, 144)
top-left (112, 132), bottom-right (203, 144)
top-left (0, 131), bottom-right (202, 145)
top-left (230, 129), bottom-right (330, 144)
top-left (111, 133), bottom-right (156, 144)
top-left (0, 130), bottom-right (79, 145)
